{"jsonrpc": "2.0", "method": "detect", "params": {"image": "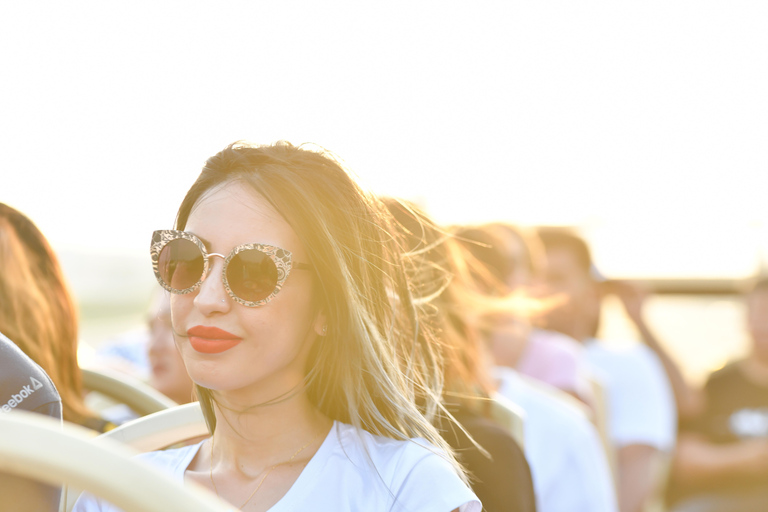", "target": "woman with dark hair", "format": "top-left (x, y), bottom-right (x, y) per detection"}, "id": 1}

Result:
top-left (75, 142), bottom-right (479, 512)
top-left (0, 203), bottom-right (113, 432)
